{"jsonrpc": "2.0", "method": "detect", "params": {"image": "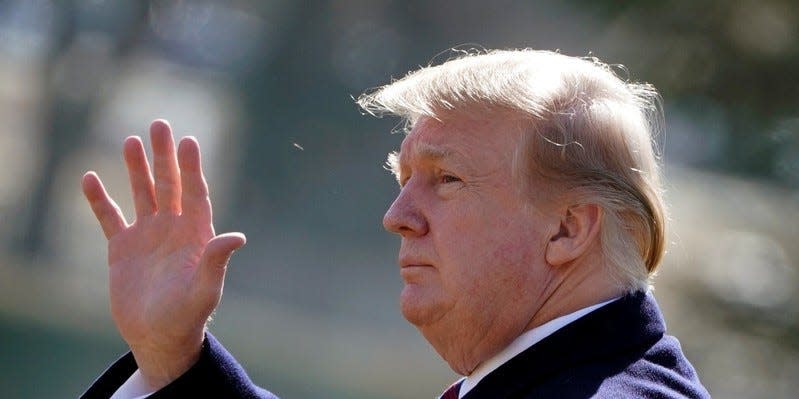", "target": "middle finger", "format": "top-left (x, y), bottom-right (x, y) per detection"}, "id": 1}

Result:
top-left (150, 119), bottom-right (182, 213)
